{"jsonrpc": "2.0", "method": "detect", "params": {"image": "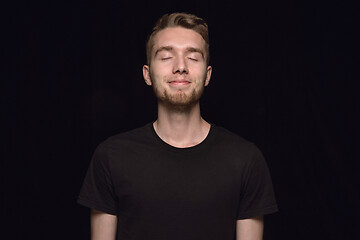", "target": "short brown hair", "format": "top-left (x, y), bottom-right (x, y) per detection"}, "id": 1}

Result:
top-left (146, 12), bottom-right (210, 65)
